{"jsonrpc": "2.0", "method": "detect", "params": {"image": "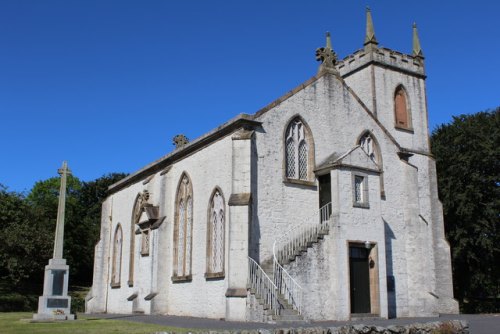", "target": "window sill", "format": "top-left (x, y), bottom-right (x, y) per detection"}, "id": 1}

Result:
top-left (283, 178), bottom-right (316, 188)
top-left (171, 275), bottom-right (192, 283)
top-left (205, 272), bottom-right (225, 280)
top-left (353, 202), bottom-right (370, 209)
top-left (394, 126), bottom-right (414, 134)
top-left (110, 282), bottom-right (121, 289)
